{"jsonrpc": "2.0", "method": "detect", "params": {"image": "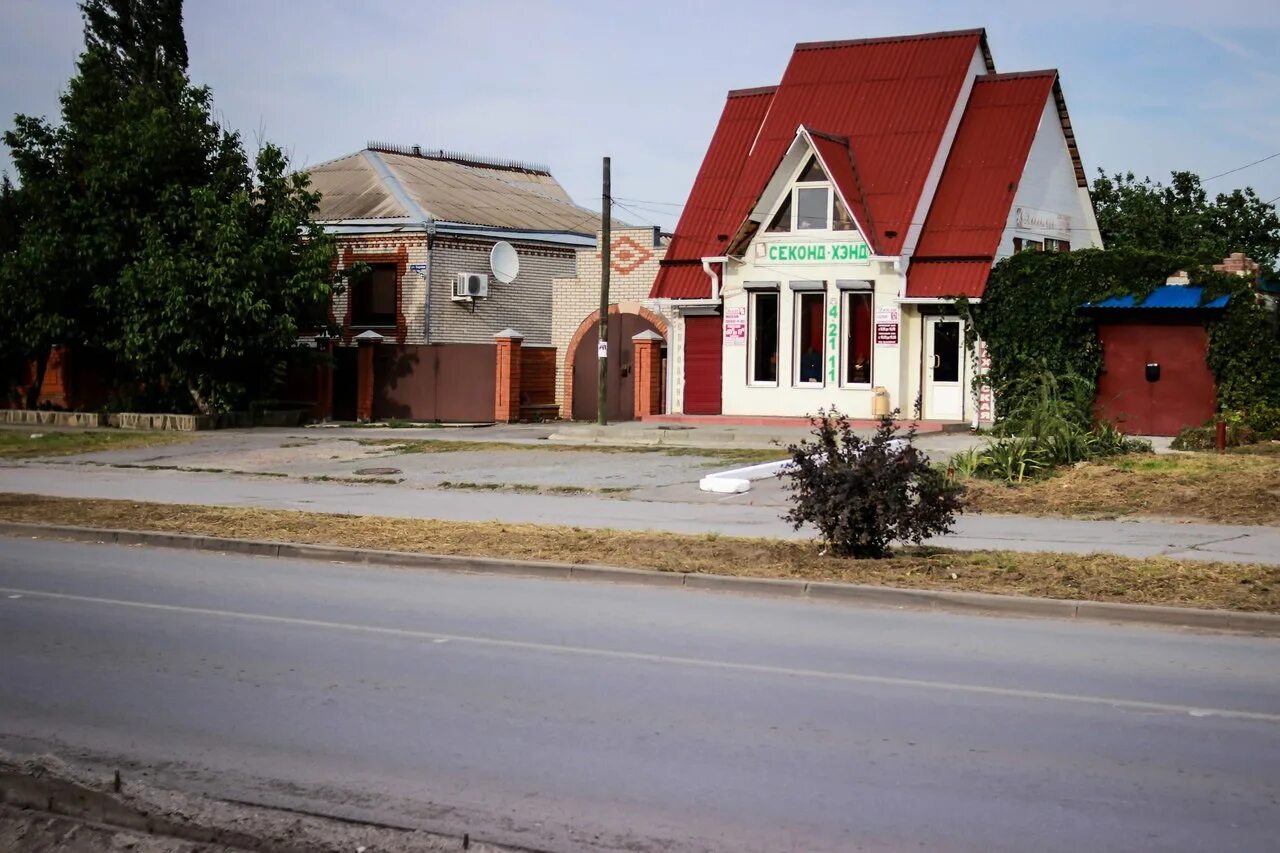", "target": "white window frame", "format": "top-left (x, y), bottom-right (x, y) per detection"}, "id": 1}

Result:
top-left (792, 290), bottom-right (826, 388)
top-left (841, 290), bottom-right (874, 388)
top-left (747, 289), bottom-right (780, 387)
